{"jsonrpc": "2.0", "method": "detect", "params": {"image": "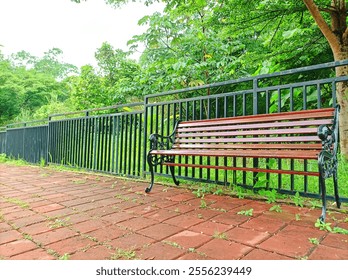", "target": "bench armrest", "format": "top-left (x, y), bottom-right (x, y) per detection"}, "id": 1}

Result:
top-left (317, 105), bottom-right (340, 156)
top-left (317, 105), bottom-right (340, 178)
top-left (149, 120), bottom-right (181, 150)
